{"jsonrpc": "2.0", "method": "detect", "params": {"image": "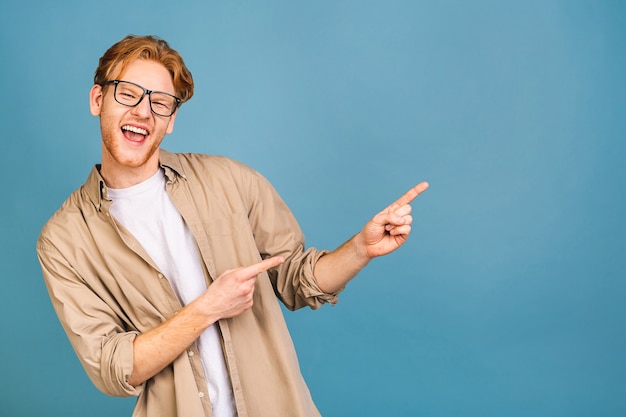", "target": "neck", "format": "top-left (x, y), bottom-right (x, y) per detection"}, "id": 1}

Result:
top-left (100, 159), bottom-right (160, 189)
